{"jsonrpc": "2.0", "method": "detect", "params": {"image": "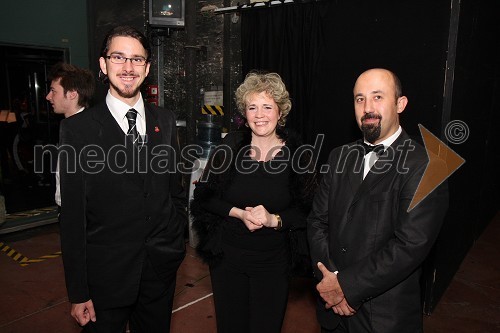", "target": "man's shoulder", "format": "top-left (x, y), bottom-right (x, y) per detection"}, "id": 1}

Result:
top-left (393, 131), bottom-right (428, 166)
top-left (60, 103), bottom-right (111, 139)
top-left (61, 108), bottom-right (90, 129)
top-left (64, 103), bottom-right (105, 123)
top-left (147, 103), bottom-right (175, 120)
top-left (325, 131), bottom-right (429, 165)
top-left (328, 139), bottom-right (362, 159)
